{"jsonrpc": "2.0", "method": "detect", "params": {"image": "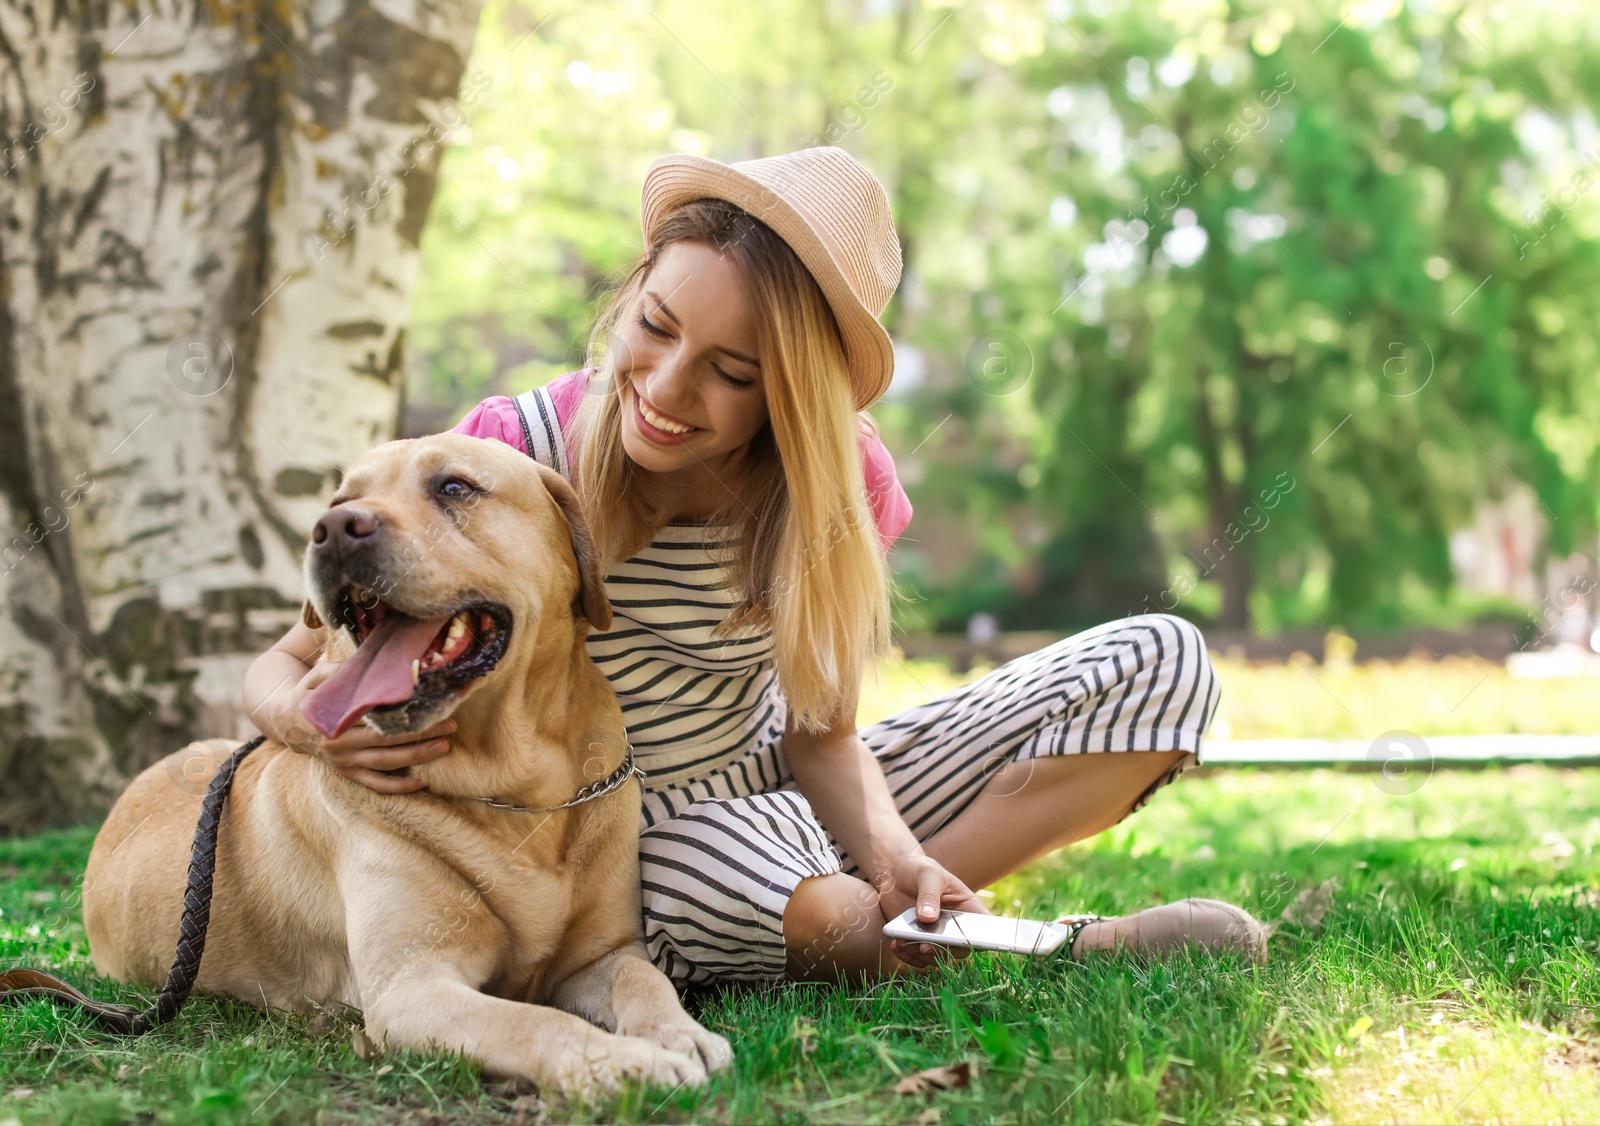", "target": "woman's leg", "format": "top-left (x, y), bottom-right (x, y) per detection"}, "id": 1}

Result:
top-left (848, 612), bottom-right (1219, 882)
top-left (918, 747), bottom-right (1193, 892)
top-left (782, 871), bottom-right (908, 983)
top-left (780, 751), bottom-right (1188, 983)
top-left (780, 613), bottom-right (1220, 984)
top-left (636, 789), bottom-right (847, 989)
